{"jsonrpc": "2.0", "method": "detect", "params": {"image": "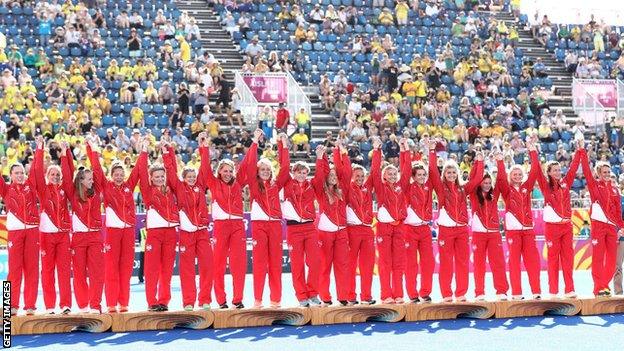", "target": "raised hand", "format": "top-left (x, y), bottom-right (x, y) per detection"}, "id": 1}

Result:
top-left (428, 139), bottom-right (437, 150)
top-left (475, 151), bottom-right (484, 162)
top-left (372, 137), bottom-right (382, 150)
top-left (60, 141), bottom-right (69, 154)
top-left (576, 139), bottom-right (585, 150)
top-left (35, 135), bottom-right (44, 149)
top-left (316, 144), bottom-right (326, 158)
top-left (279, 133), bottom-right (288, 147)
top-left (253, 129), bottom-right (263, 143)
top-left (526, 140), bottom-right (536, 152)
